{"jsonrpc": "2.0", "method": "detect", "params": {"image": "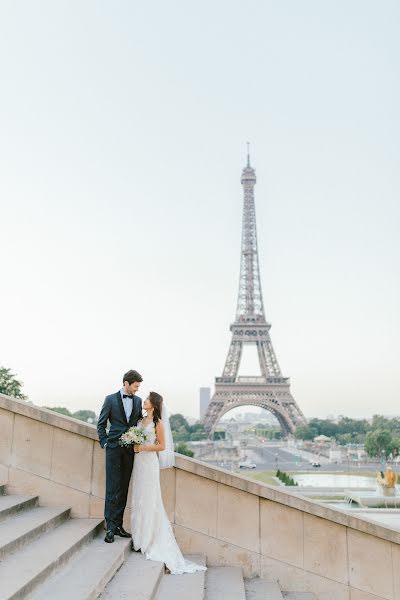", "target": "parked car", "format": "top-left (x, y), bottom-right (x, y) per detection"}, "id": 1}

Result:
top-left (239, 461), bottom-right (257, 469)
top-left (311, 461), bottom-right (321, 468)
